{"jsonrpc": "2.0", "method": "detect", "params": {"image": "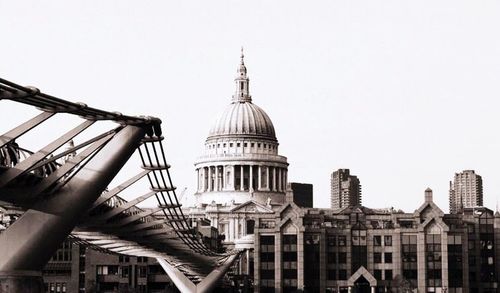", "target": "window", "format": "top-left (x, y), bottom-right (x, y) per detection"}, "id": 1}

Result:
top-left (374, 252), bottom-right (382, 263)
top-left (384, 235), bottom-right (392, 246)
top-left (230, 143), bottom-right (233, 147)
top-left (374, 270), bottom-right (382, 280)
top-left (223, 143), bottom-right (226, 147)
top-left (138, 266), bottom-right (147, 278)
top-left (338, 270), bottom-right (347, 280)
top-left (385, 270), bottom-right (393, 280)
top-left (327, 235), bottom-right (336, 247)
top-left (237, 143), bottom-right (241, 147)
top-left (251, 143), bottom-right (255, 147)
top-left (384, 253), bottom-right (392, 263)
top-left (338, 236), bottom-right (346, 246)
top-left (327, 269), bottom-right (336, 280)
top-left (122, 266), bottom-right (129, 278)
top-left (327, 252), bottom-right (336, 263)
top-left (338, 252), bottom-right (347, 264)
top-left (244, 143), bottom-right (247, 147)
top-left (374, 236), bottom-right (382, 246)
